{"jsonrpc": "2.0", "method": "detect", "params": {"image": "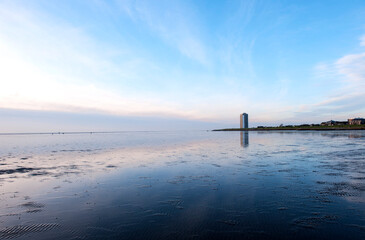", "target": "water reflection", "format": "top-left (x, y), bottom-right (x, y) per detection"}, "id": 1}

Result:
top-left (0, 131), bottom-right (365, 239)
top-left (321, 132), bottom-right (365, 139)
top-left (240, 131), bottom-right (249, 147)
